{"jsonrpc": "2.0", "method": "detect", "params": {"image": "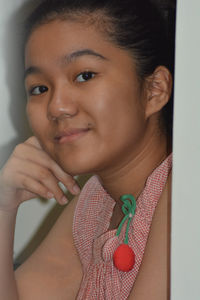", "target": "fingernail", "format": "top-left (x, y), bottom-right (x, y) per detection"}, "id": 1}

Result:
top-left (47, 192), bottom-right (54, 199)
top-left (73, 184), bottom-right (81, 195)
top-left (61, 196), bottom-right (69, 204)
